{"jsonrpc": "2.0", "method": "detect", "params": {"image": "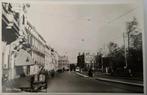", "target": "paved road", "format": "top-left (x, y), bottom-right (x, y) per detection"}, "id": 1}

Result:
top-left (47, 71), bottom-right (143, 93)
